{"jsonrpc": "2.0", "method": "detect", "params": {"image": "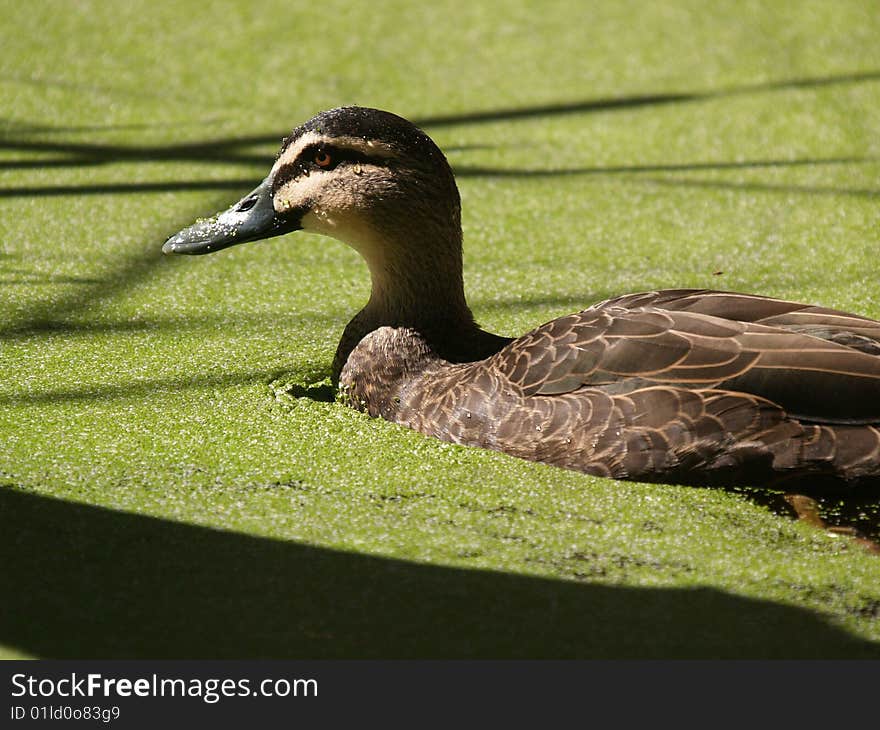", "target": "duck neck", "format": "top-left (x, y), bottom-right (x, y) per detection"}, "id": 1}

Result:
top-left (331, 225), bottom-right (509, 381)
